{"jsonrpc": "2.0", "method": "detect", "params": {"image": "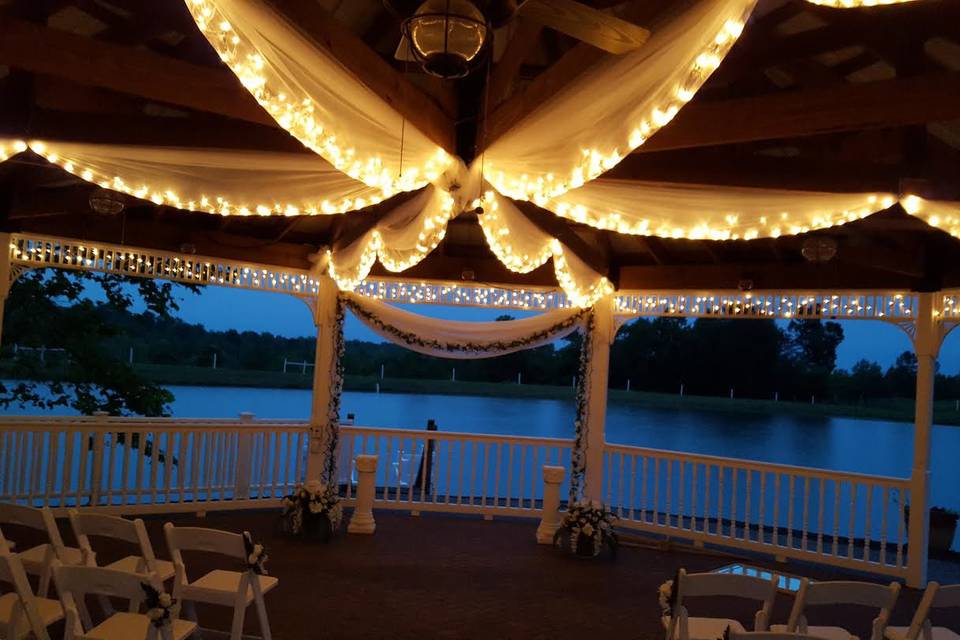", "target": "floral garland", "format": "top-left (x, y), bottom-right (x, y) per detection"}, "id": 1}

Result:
top-left (323, 296), bottom-right (346, 485)
top-left (280, 481), bottom-right (343, 534)
top-left (343, 295), bottom-right (588, 357)
top-left (658, 569), bottom-right (680, 620)
top-left (569, 309), bottom-right (595, 502)
top-left (141, 582), bottom-right (177, 629)
top-left (554, 499), bottom-right (617, 557)
top-left (242, 531), bottom-right (269, 575)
